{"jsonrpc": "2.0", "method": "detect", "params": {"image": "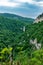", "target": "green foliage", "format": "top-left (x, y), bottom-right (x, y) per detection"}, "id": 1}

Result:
top-left (0, 47), bottom-right (13, 62)
top-left (15, 51), bottom-right (29, 65)
top-left (0, 14), bottom-right (43, 65)
top-left (29, 49), bottom-right (43, 65)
